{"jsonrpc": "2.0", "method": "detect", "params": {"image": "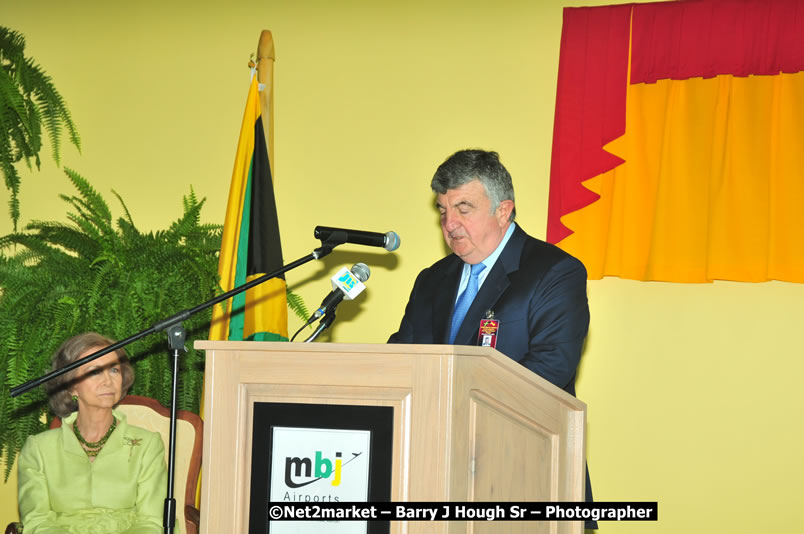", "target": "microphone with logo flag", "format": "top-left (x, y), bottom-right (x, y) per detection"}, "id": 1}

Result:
top-left (291, 263), bottom-right (371, 342)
